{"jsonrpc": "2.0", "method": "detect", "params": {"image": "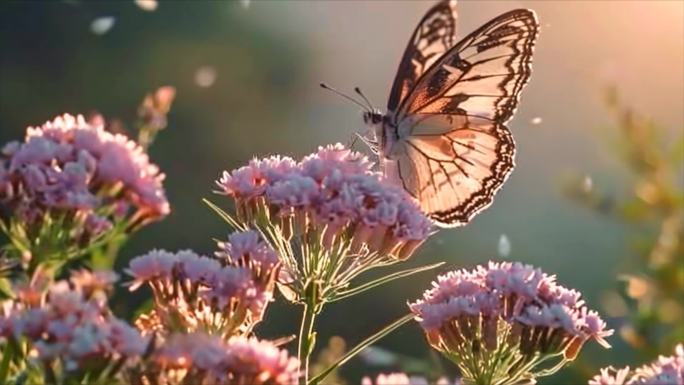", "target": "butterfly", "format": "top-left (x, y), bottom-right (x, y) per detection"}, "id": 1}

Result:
top-left (359, 0), bottom-right (539, 228)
